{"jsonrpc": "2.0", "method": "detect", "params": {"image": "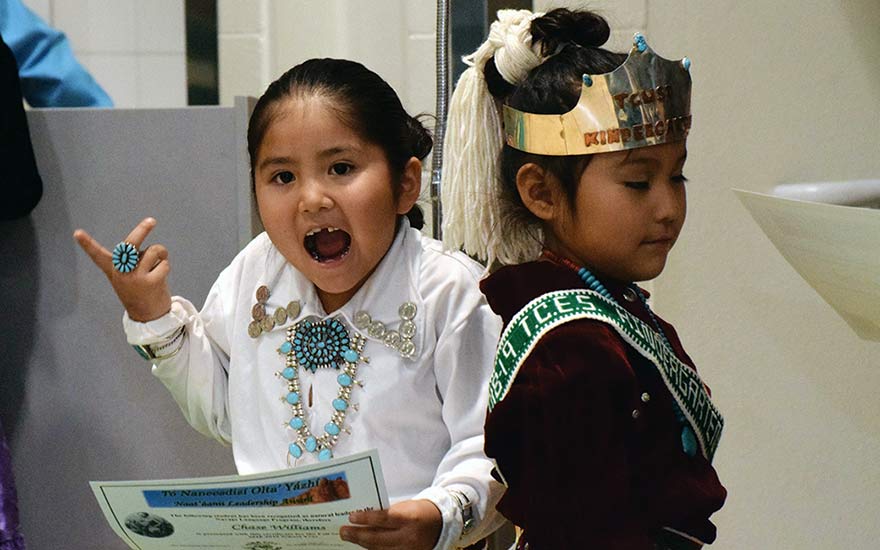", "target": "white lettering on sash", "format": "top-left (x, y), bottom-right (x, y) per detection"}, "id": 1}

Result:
top-left (518, 315), bottom-right (533, 338)
top-left (534, 301), bottom-right (553, 323)
top-left (574, 293), bottom-right (598, 311)
top-left (553, 295), bottom-right (574, 314)
top-left (501, 339), bottom-right (516, 360)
